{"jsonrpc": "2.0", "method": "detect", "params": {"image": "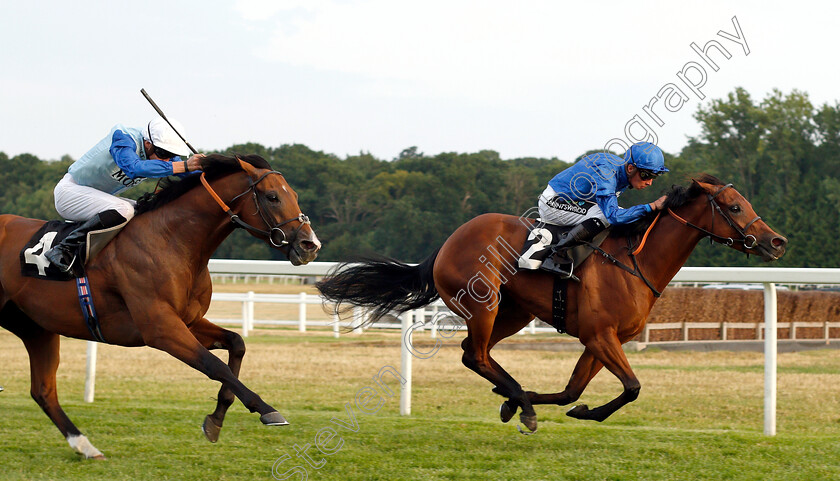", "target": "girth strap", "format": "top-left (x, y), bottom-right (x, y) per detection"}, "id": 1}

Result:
top-left (76, 276), bottom-right (105, 343)
top-left (552, 276), bottom-right (568, 333)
